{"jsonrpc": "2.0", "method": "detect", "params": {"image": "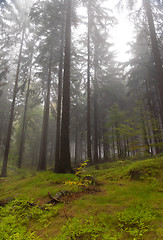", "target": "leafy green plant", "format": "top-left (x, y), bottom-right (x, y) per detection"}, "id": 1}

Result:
top-left (65, 160), bottom-right (92, 192)
top-left (55, 214), bottom-right (121, 240)
top-left (117, 203), bottom-right (156, 239)
top-left (55, 216), bottom-right (104, 240)
top-left (0, 199), bottom-right (58, 240)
